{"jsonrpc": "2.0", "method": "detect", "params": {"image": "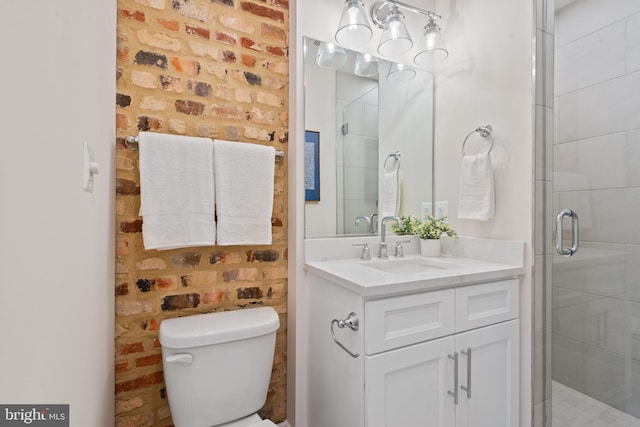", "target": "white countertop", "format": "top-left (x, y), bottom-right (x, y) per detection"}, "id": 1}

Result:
top-left (305, 254), bottom-right (524, 297)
